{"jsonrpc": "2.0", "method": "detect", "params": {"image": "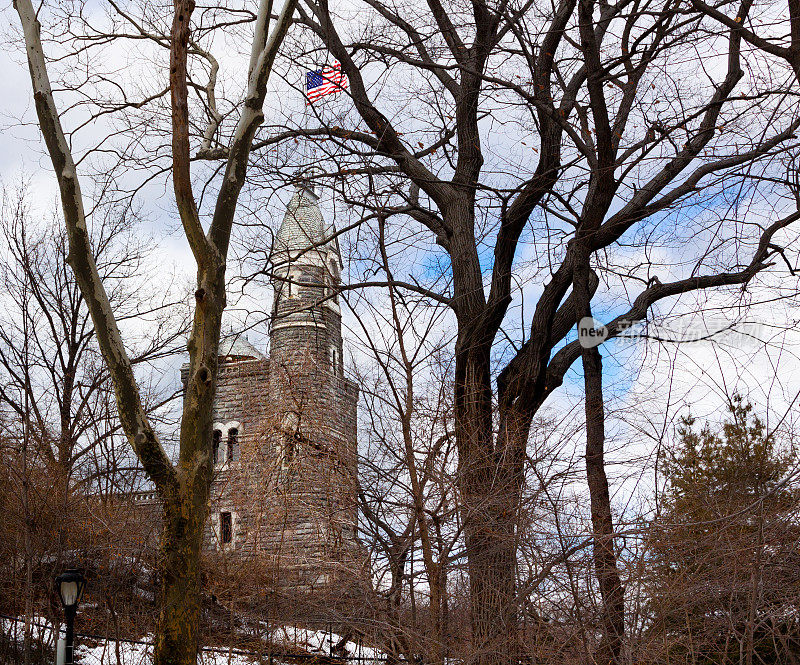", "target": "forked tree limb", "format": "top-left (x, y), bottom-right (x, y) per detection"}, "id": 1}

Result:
top-left (691, 0), bottom-right (796, 64)
top-left (170, 0), bottom-right (216, 270)
top-left (544, 210), bottom-right (800, 398)
top-left (209, 0), bottom-right (298, 257)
